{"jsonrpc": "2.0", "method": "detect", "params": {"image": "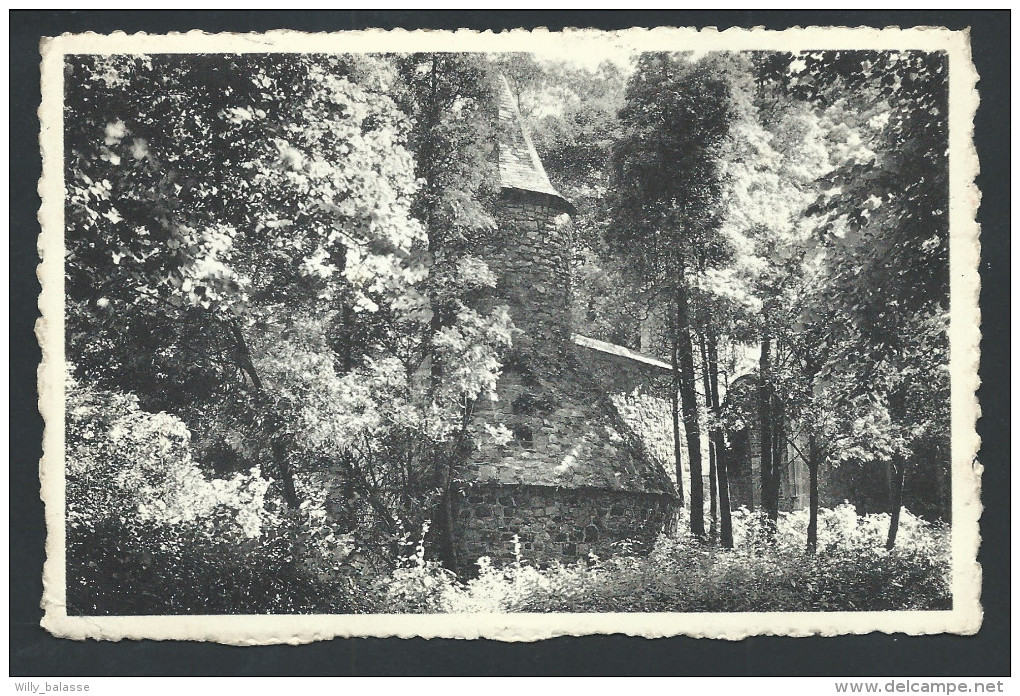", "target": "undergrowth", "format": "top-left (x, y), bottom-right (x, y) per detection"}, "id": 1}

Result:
top-left (379, 504), bottom-right (952, 614)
